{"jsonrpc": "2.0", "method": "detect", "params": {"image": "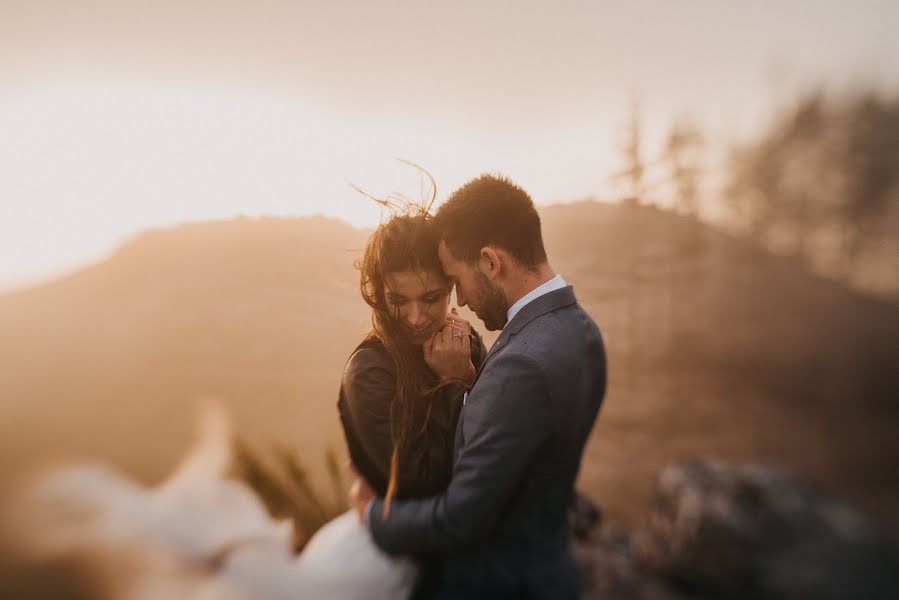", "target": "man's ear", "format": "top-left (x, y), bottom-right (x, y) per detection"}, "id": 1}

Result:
top-left (478, 247), bottom-right (502, 280)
